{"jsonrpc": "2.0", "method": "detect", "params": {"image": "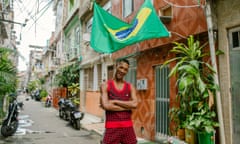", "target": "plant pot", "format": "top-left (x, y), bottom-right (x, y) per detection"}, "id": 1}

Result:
top-left (177, 128), bottom-right (185, 140)
top-left (185, 129), bottom-right (196, 144)
top-left (197, 131), bottom-right (215, 144)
